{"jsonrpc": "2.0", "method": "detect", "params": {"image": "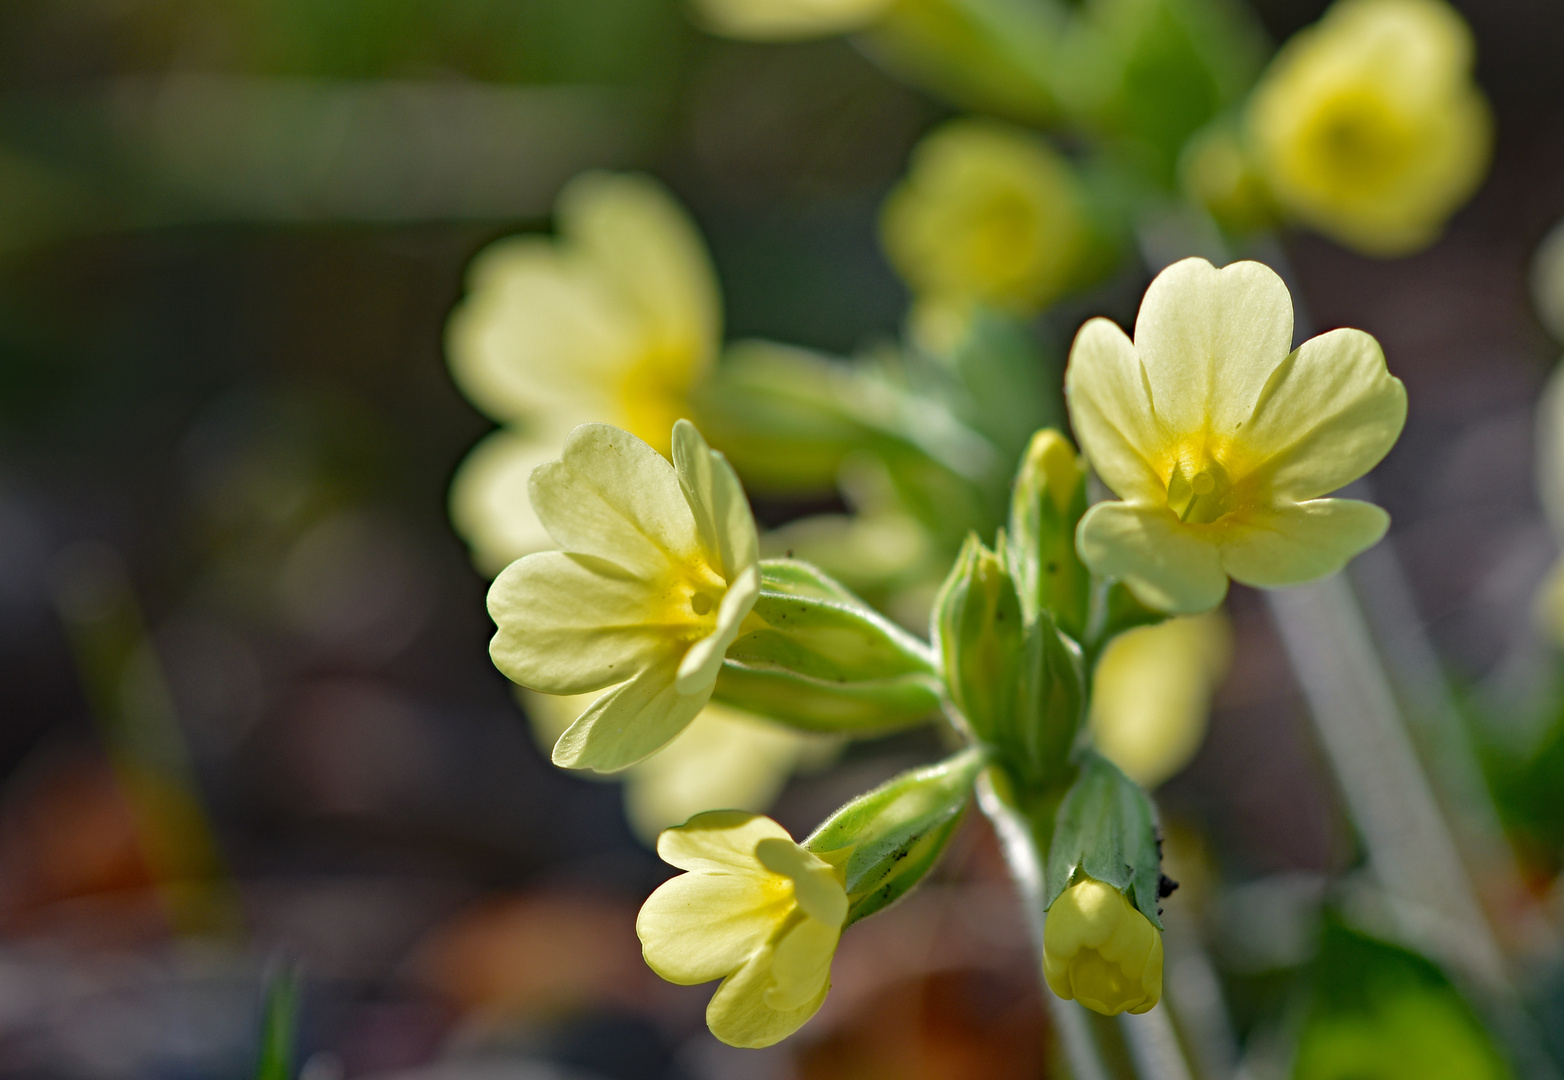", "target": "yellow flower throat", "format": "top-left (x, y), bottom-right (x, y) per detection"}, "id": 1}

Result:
top-left (1165, 454), bottom-right (1241, 525)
